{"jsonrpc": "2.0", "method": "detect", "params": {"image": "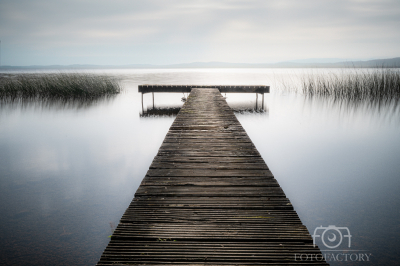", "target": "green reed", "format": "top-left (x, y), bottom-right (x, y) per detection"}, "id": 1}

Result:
top-left (0, 73), bottom-right (121, 101)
